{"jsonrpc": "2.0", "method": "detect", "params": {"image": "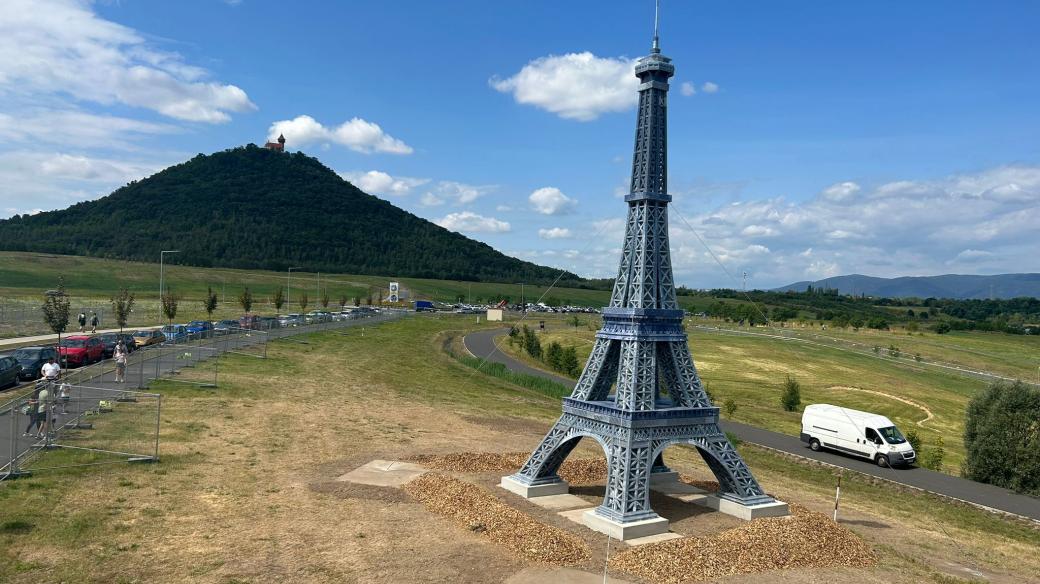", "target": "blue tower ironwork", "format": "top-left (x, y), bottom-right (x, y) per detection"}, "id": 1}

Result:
top-left (502, 4), bottom-right (781, 537)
